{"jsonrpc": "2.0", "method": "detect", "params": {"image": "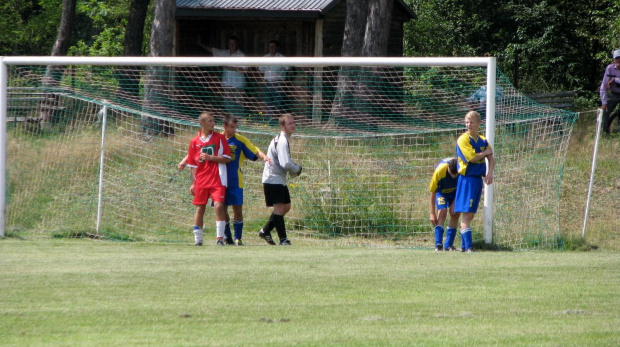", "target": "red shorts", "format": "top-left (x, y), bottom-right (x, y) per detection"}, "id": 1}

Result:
top-left (193, 185), bottom-right (226, 205)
